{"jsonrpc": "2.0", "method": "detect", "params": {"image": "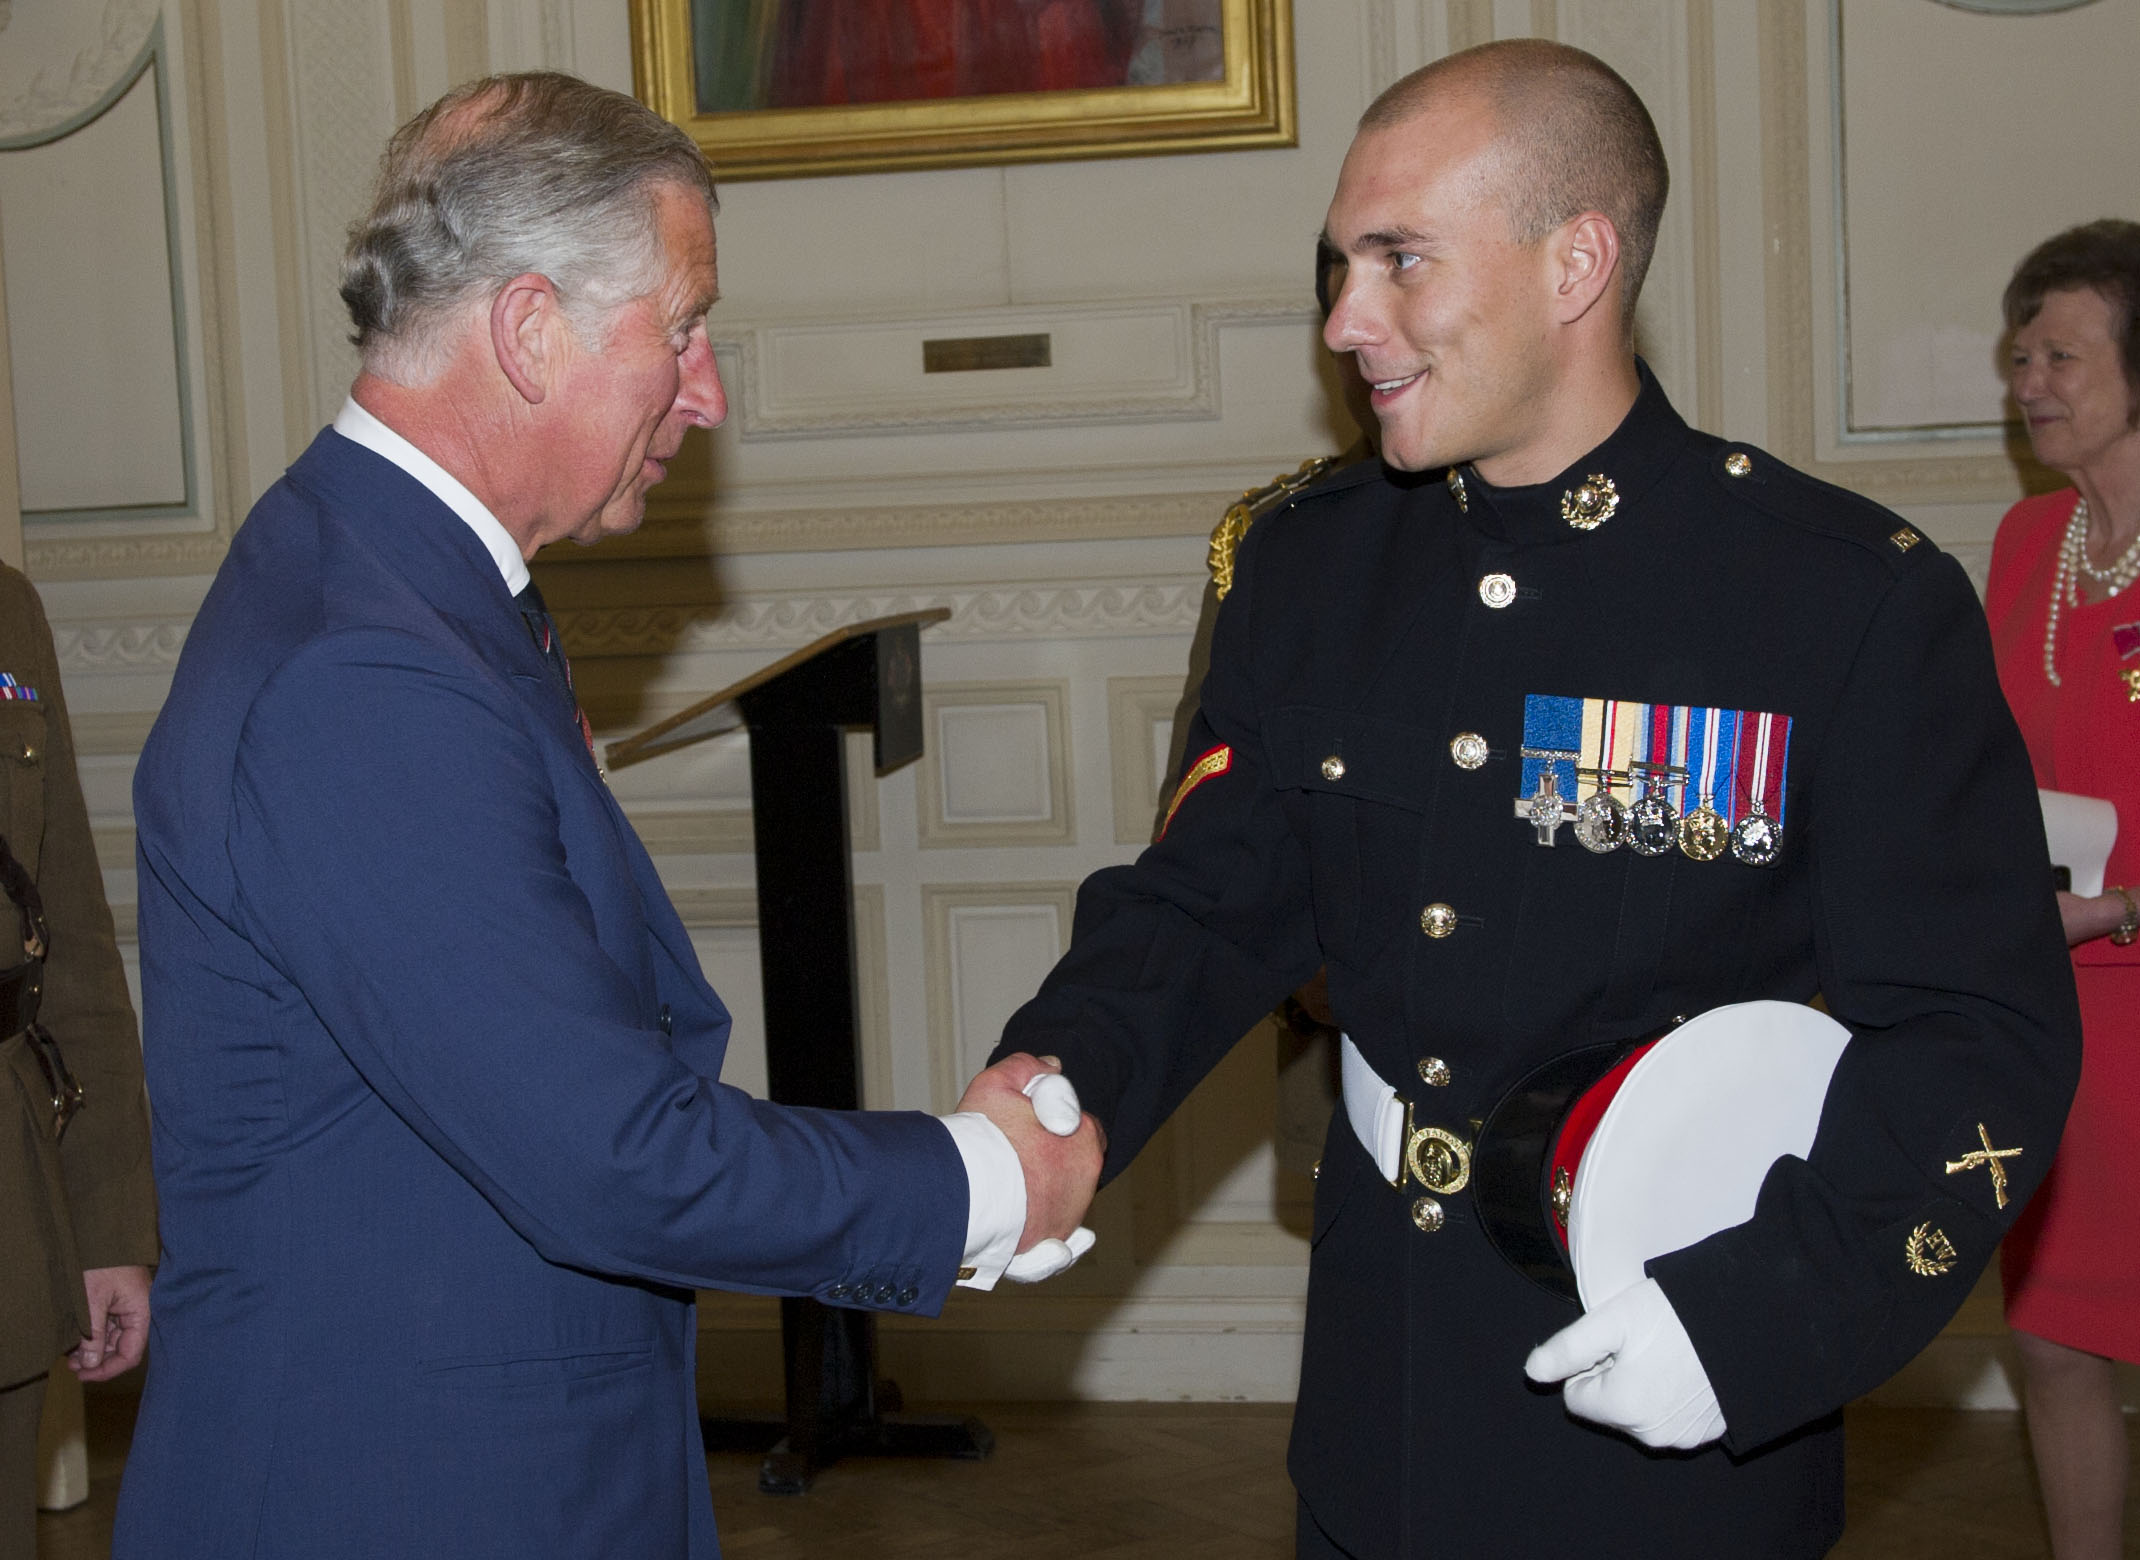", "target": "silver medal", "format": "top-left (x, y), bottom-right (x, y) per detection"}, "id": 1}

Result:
top-left (1627, 794), bottom-right (1680, 857)
top-left (1729, 805), bottom-right (1781, 867)
top-left (1573, 791), bottom-right (1626, 853)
